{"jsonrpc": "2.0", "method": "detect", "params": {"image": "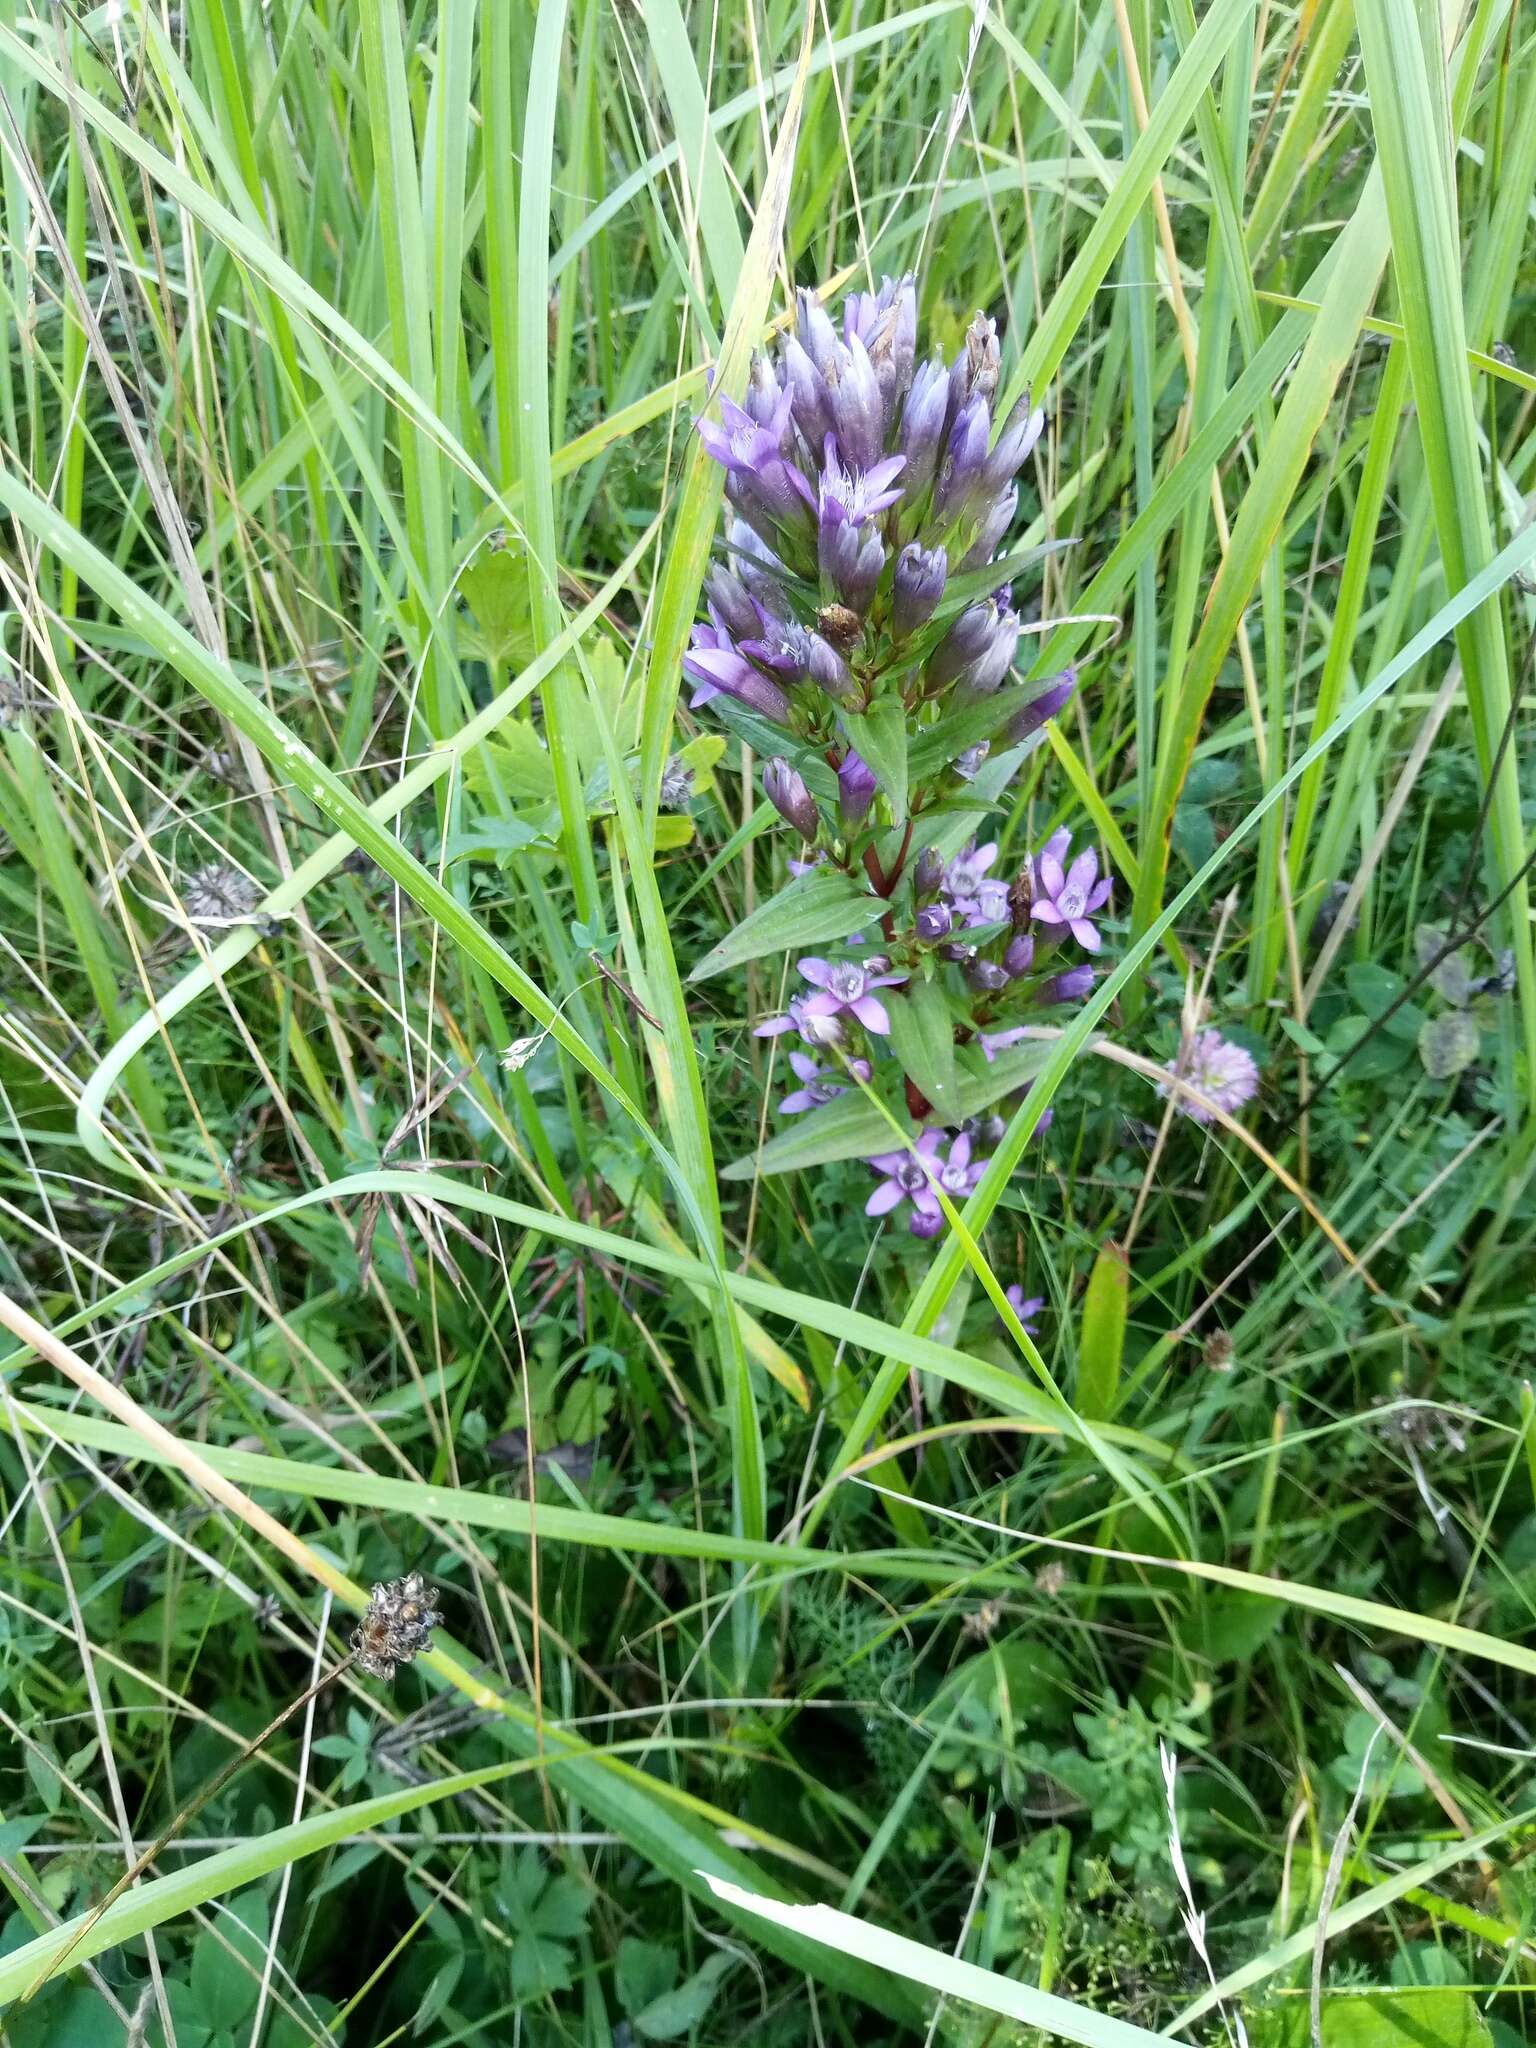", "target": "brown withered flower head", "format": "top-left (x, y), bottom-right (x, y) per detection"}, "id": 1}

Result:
top-left (352, 1571), bottom-right (442, 1679)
